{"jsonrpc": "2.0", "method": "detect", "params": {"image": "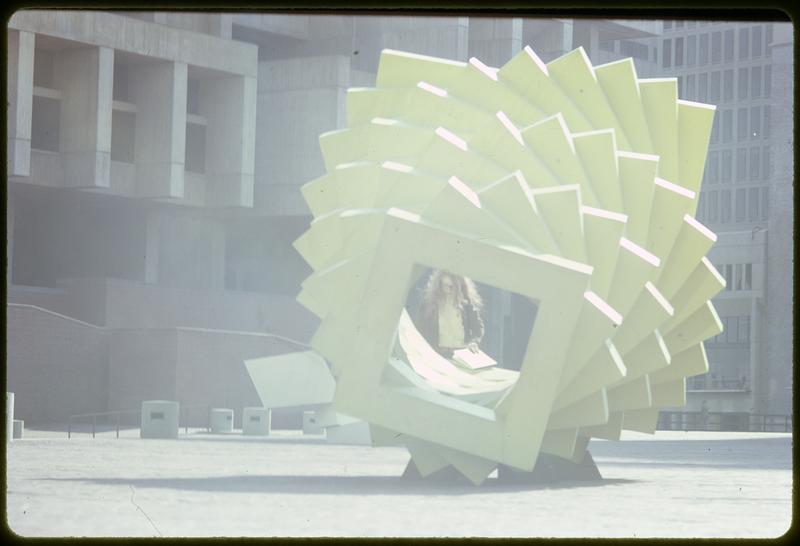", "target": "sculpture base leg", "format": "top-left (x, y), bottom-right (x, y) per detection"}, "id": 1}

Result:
top-left (497, 451), bottom-right (602, 484)
top-left (401, 460), bottom-right (474, 485)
